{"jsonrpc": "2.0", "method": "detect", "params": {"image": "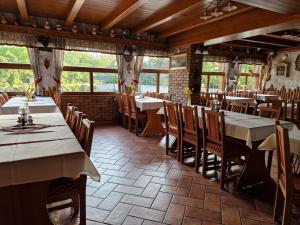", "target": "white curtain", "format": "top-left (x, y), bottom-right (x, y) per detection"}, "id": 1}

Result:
top-left (133, 56), bottom-right (144, 91)
top-left (27, 47), bottom-right (42, 95)
top-left (116, 55), bottom-right (126, 93)
top-left (53, 49), bottom-right (65, 93)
